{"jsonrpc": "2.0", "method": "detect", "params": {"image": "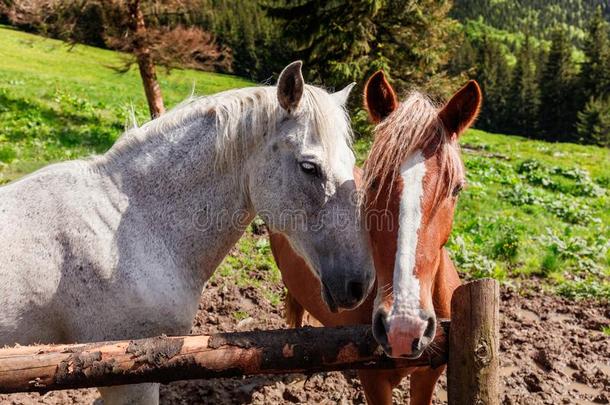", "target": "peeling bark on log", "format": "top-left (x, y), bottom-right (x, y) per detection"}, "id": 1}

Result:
top-left (0, 324), bottom-right (448, 394)
top-left (447, 278), bottom-right (500, 405)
